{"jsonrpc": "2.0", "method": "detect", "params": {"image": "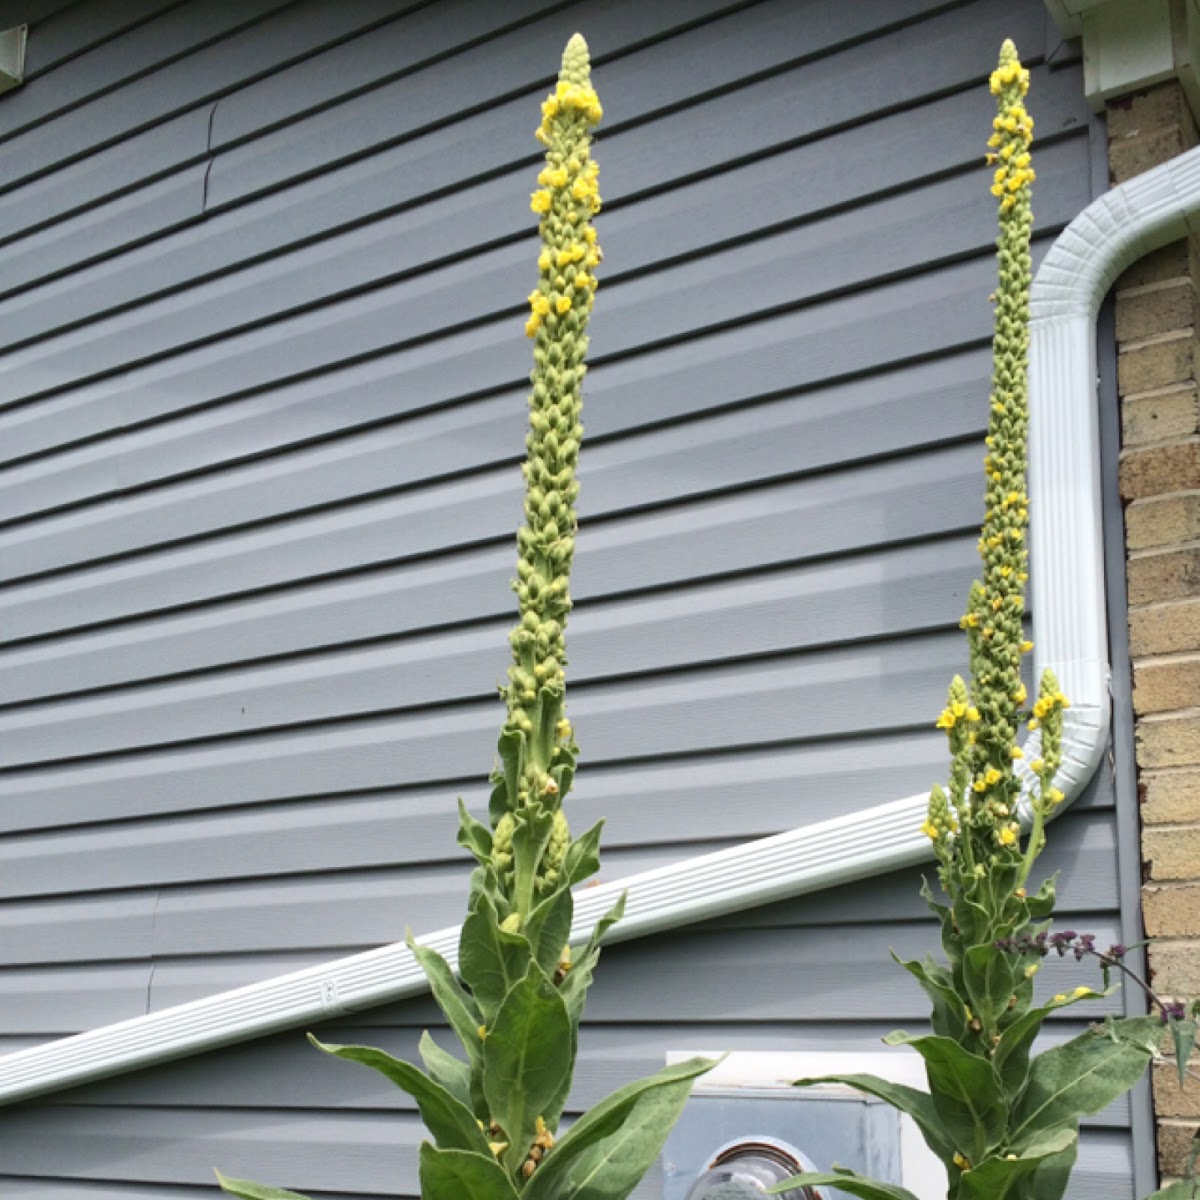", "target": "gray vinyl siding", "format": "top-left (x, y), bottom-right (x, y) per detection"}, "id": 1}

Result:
top-left (0, 0), bottom-right (1137, 1197)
